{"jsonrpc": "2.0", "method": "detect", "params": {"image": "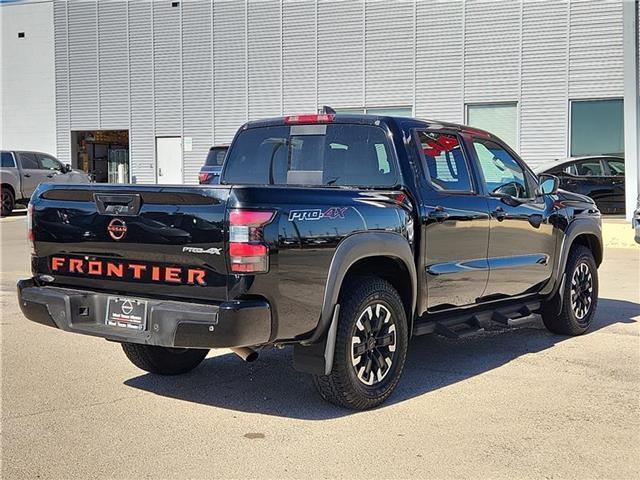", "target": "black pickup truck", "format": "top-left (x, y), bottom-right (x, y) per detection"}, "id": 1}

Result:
top-left (18, 113), bottom-right (602, 410)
